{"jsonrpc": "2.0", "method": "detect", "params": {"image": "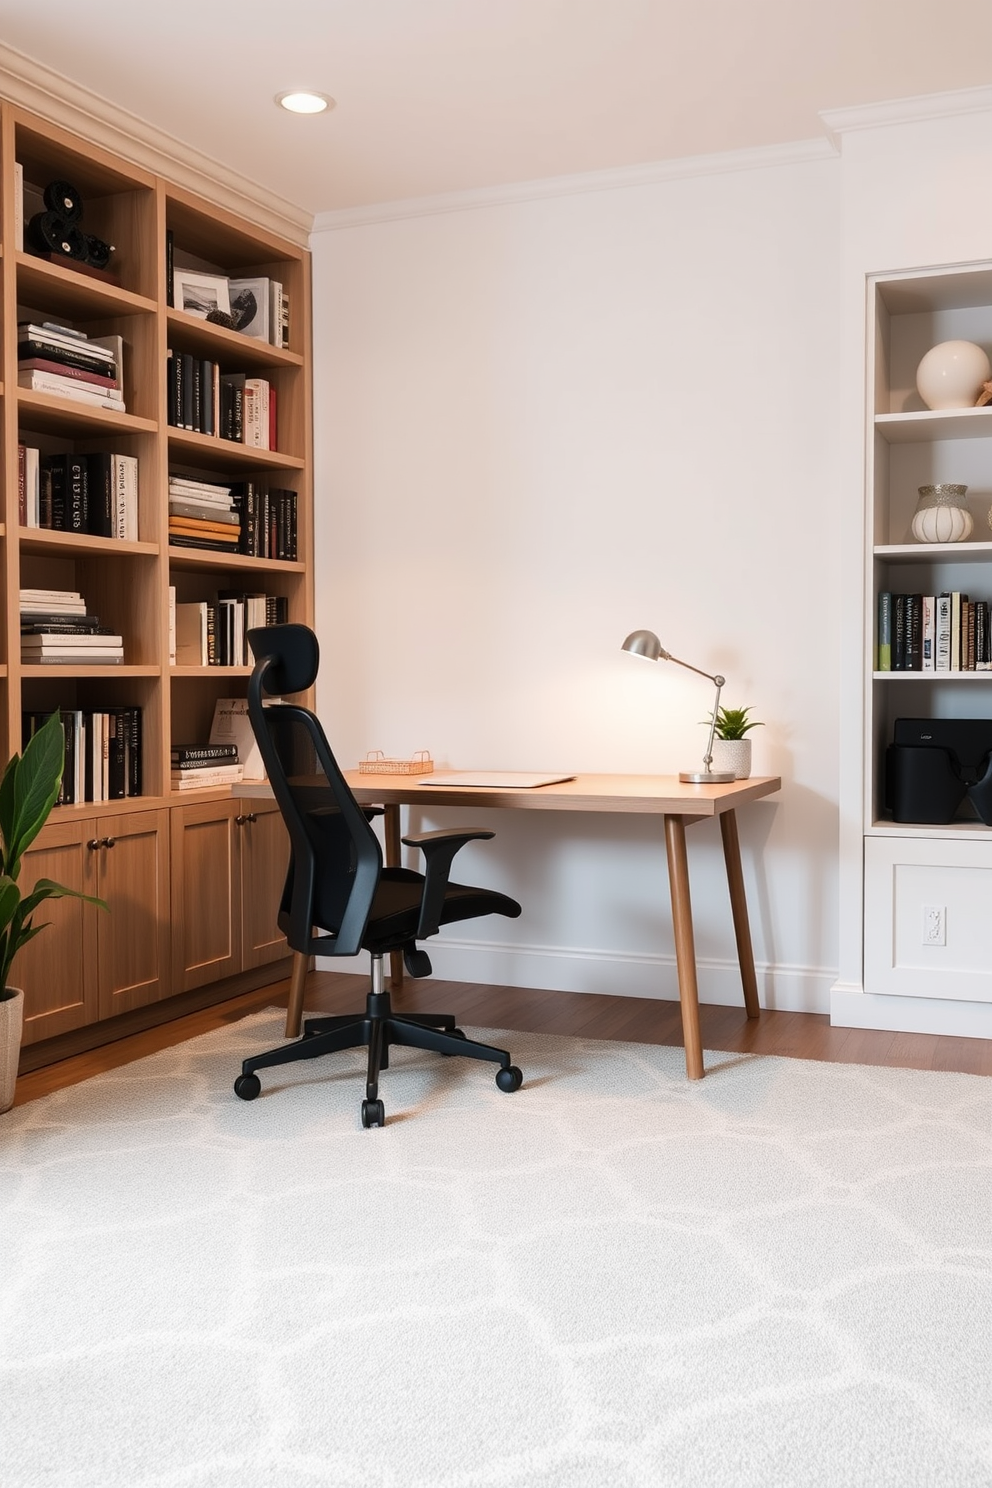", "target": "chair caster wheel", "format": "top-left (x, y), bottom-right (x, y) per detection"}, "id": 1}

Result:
top-left (234, 1073), bottom-right (261, 1101)
top-left (495, 1065), bottom-right (523, 1093)
top-left (361, 1099), bottom-right (385, 1128)
top-left (442, 1028), bottom-right (467, 1055)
